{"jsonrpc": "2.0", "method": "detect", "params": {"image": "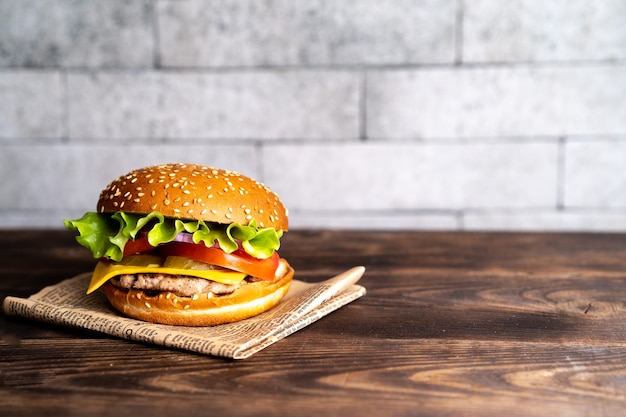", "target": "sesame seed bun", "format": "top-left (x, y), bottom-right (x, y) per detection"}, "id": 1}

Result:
top-left (97, 163), bottom-right (288, 231)
top-left (101, 259), bottom-right (294, 326)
